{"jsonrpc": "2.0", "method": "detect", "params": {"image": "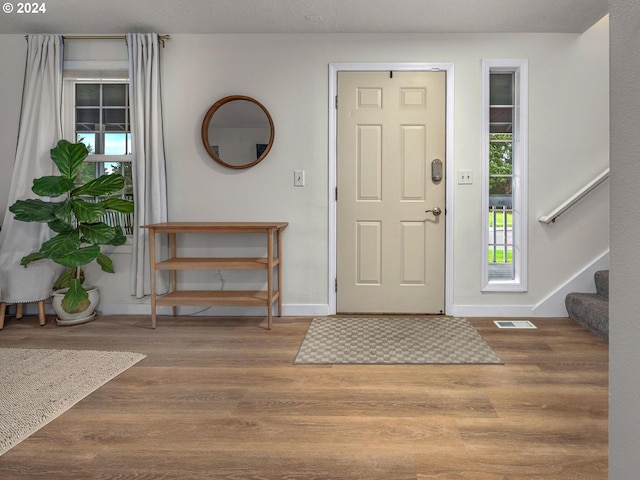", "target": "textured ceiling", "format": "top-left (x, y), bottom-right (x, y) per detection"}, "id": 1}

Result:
top-left (0, 0), bottom-right (608, 35)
